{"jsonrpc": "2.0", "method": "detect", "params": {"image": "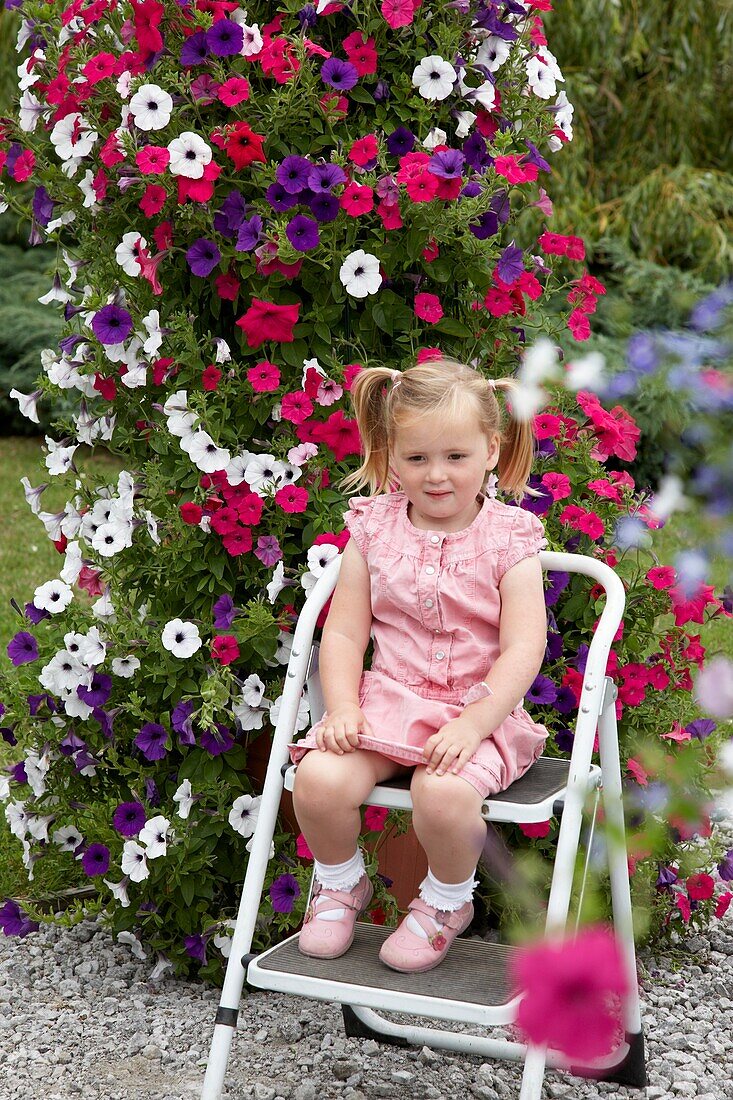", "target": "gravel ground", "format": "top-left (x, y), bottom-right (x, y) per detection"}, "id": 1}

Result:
top-left (1, 851), bottom-right (733, 1100)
